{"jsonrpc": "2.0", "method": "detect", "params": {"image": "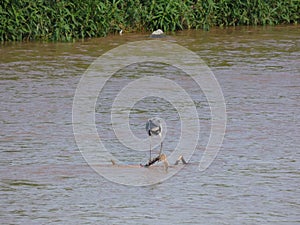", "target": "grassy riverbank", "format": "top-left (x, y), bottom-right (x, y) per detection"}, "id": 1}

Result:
top-left (1, 0), bottom-right (299, 42)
